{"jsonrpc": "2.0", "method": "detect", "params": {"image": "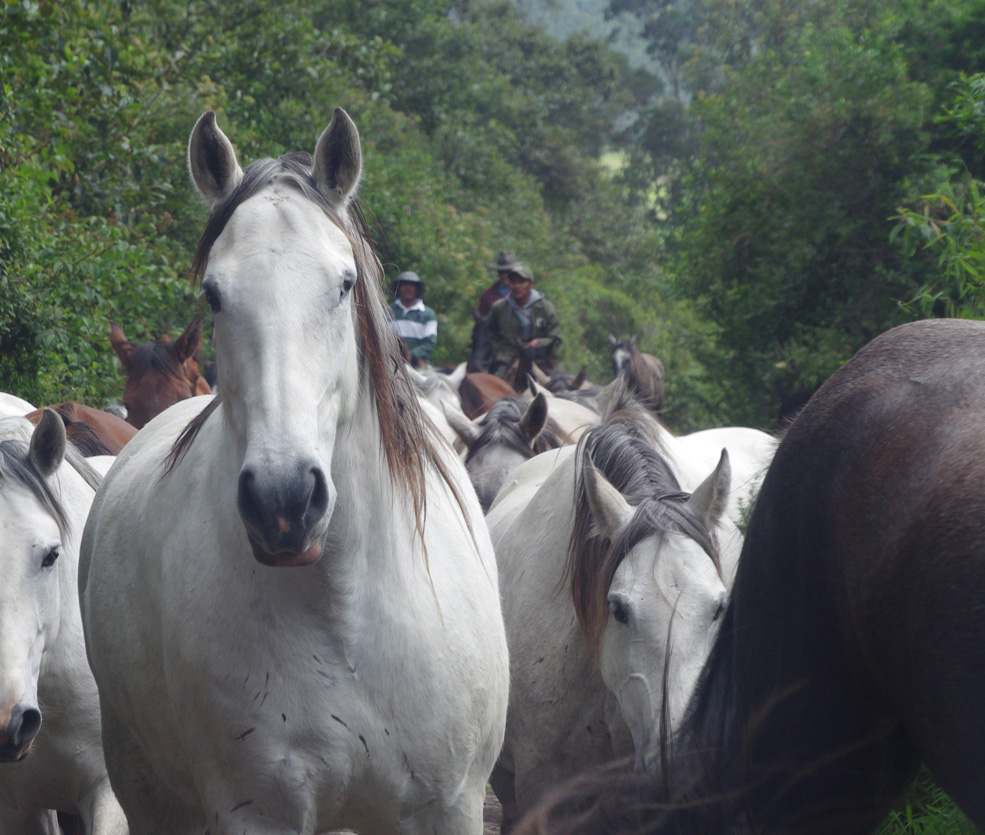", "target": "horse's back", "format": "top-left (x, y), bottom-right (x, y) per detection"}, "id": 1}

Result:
top-left (459, 372), bottom-right (515, 419)
top-left (672, 426), bottom-right (776, 527)
top-left (25, 402), bottom-right (137, 456)
top-left (486, 446), bottom-right (571, 517)
top-left (0, 392), bottom-right (34, 417)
